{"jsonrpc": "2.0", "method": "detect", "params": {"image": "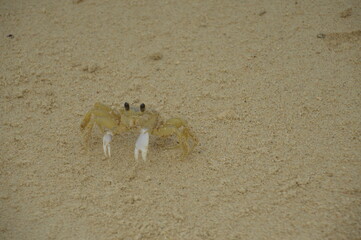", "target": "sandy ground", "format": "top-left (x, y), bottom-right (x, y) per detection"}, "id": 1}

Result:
top-left (1, 0), bottom-right (361, 239)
